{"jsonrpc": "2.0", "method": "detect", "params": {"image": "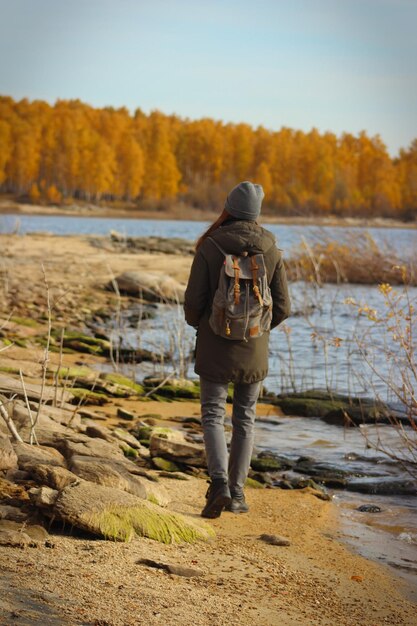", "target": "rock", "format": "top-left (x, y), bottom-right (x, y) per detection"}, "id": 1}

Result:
top-left (150, 428), bottom-right (206, 467)
top-left (58, 433), bottom-right (125, 461)
top-left (346, 477), bottom-right (417, 496)
top-left (0, 373), bottom-right (74, 404)
top-left (0, 477), bottom-right (30, 505)
top-left (250, 453), bottom-right (292, 473)
top-left (13, 442), bottom-right (66, 469)
top-left (357, 504), bottom-right (382, 513)
top-left (0, 434), bottom-right (18, 471)
top-left (108, 234), bottom-right (194, 256)
top-left (84, 422), bottom-right (115, 442)
top-left (109, 271), bottom-right (185, 303)
top-left (28, 486), bottom-right (59, 508)
top-left (69, 456), bottom-right (147, 499)
top-left (69, 388), bottom-right (110, 405)
top-left (274, 389), bottom-right (396, 426)
top-left (101, 373), bottom-right (144, 396)
top-left (259, 533), bottom-right (291, 546)
top-left (59, 331), bottom-right (111, 356)
top-left (112, 428), bottom-right (144, 451)
top-left (117, 407), bottom-right (136, 421)
top-left (29, 464), bottom-right (80, 491)
top-left (300, 486), bottom-right (332, 501)
top-left (248, 471), bottom-right (274, 486)
top-left (0, 528), bottom-right (33, 548)
top-left (23, 524), bottom-right (50, 542)
top-left (137, 558), bottom-right (204, 577)
top-left (5, 468), bottom-right (31, 482)
top-left (152, 457), bottom-right (182, 472)
top-left (54, 365), bottom-right (97, 381)
top-left (0, 519), bottom-right (50, 546)
top-left (244, 477), bottom-right (264, 489)
top-left (48, 481), bottom-right (214, 543)
top-left (157, 471), bottom-right (190, 481)
top-left (143, 377), bottom-right (200, 399)
top-left (0, 504), bottom-right (27, 522)
top-left (28, 402), bottom-right (82, 429)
